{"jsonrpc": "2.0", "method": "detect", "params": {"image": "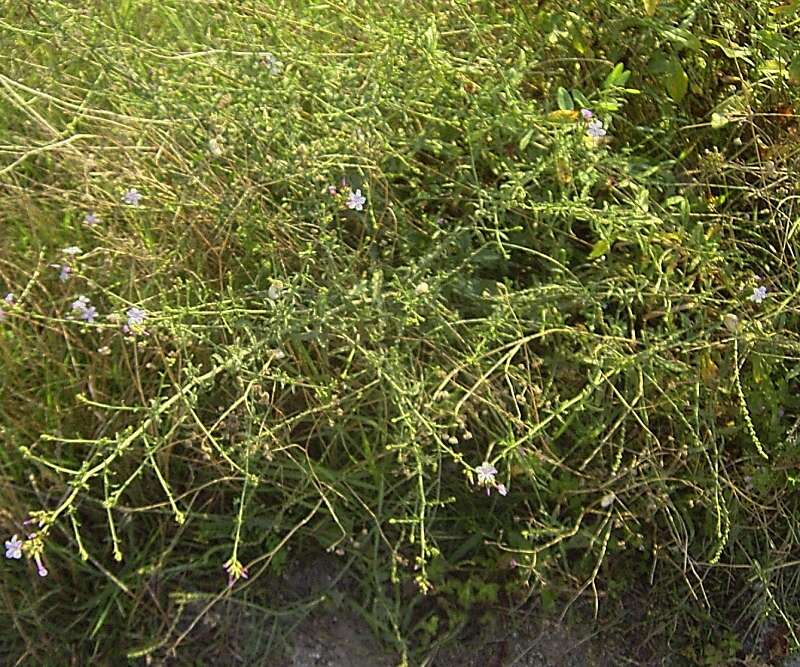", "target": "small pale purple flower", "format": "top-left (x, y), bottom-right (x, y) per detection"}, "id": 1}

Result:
top-left (346, 188), bottom-right (366, 211)
top-left (4, 293), bottom-right (14, 304)
top-left (127, 307), bottom-right (146, 327)
top-left (71, 296), bottom-right (97, 322)
top-left (5, 535), bottom-right (22, 559)
top-left (497, 483), bottom-right (508, 497)
top-left (328, 185), bottom-right (337, 196)
top-left (34, 553), bottom-right (47, 577)
top-left (62, 246), bottom-right (82, 256)
top-left (750, 286), bottom-right (767, 304)
top-left (581, 108), bottom-right (594, 120)
top-left (84, 212), bottom-right (98, 226)
top-left (59, 265), bottom-right (71, 282)
top-left (586, 119), bottom-right (607, 139)
top-left (123, 188), bottom-right (142, 206)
